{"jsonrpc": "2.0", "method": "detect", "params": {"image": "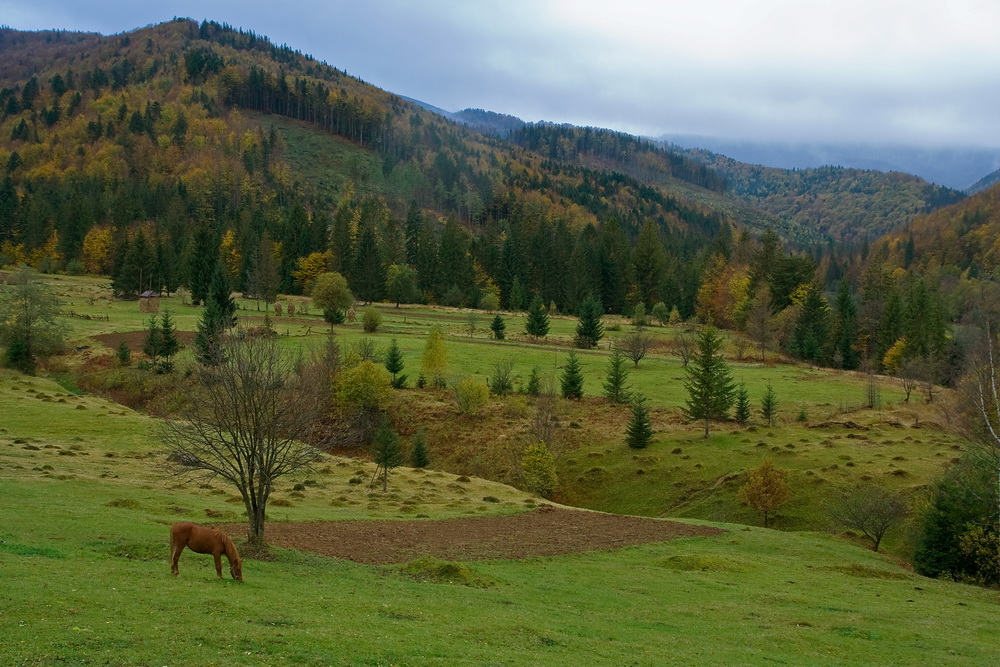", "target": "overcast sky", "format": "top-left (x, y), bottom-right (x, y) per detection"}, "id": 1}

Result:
top-left (3, 0), bottom-right (999, 148)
